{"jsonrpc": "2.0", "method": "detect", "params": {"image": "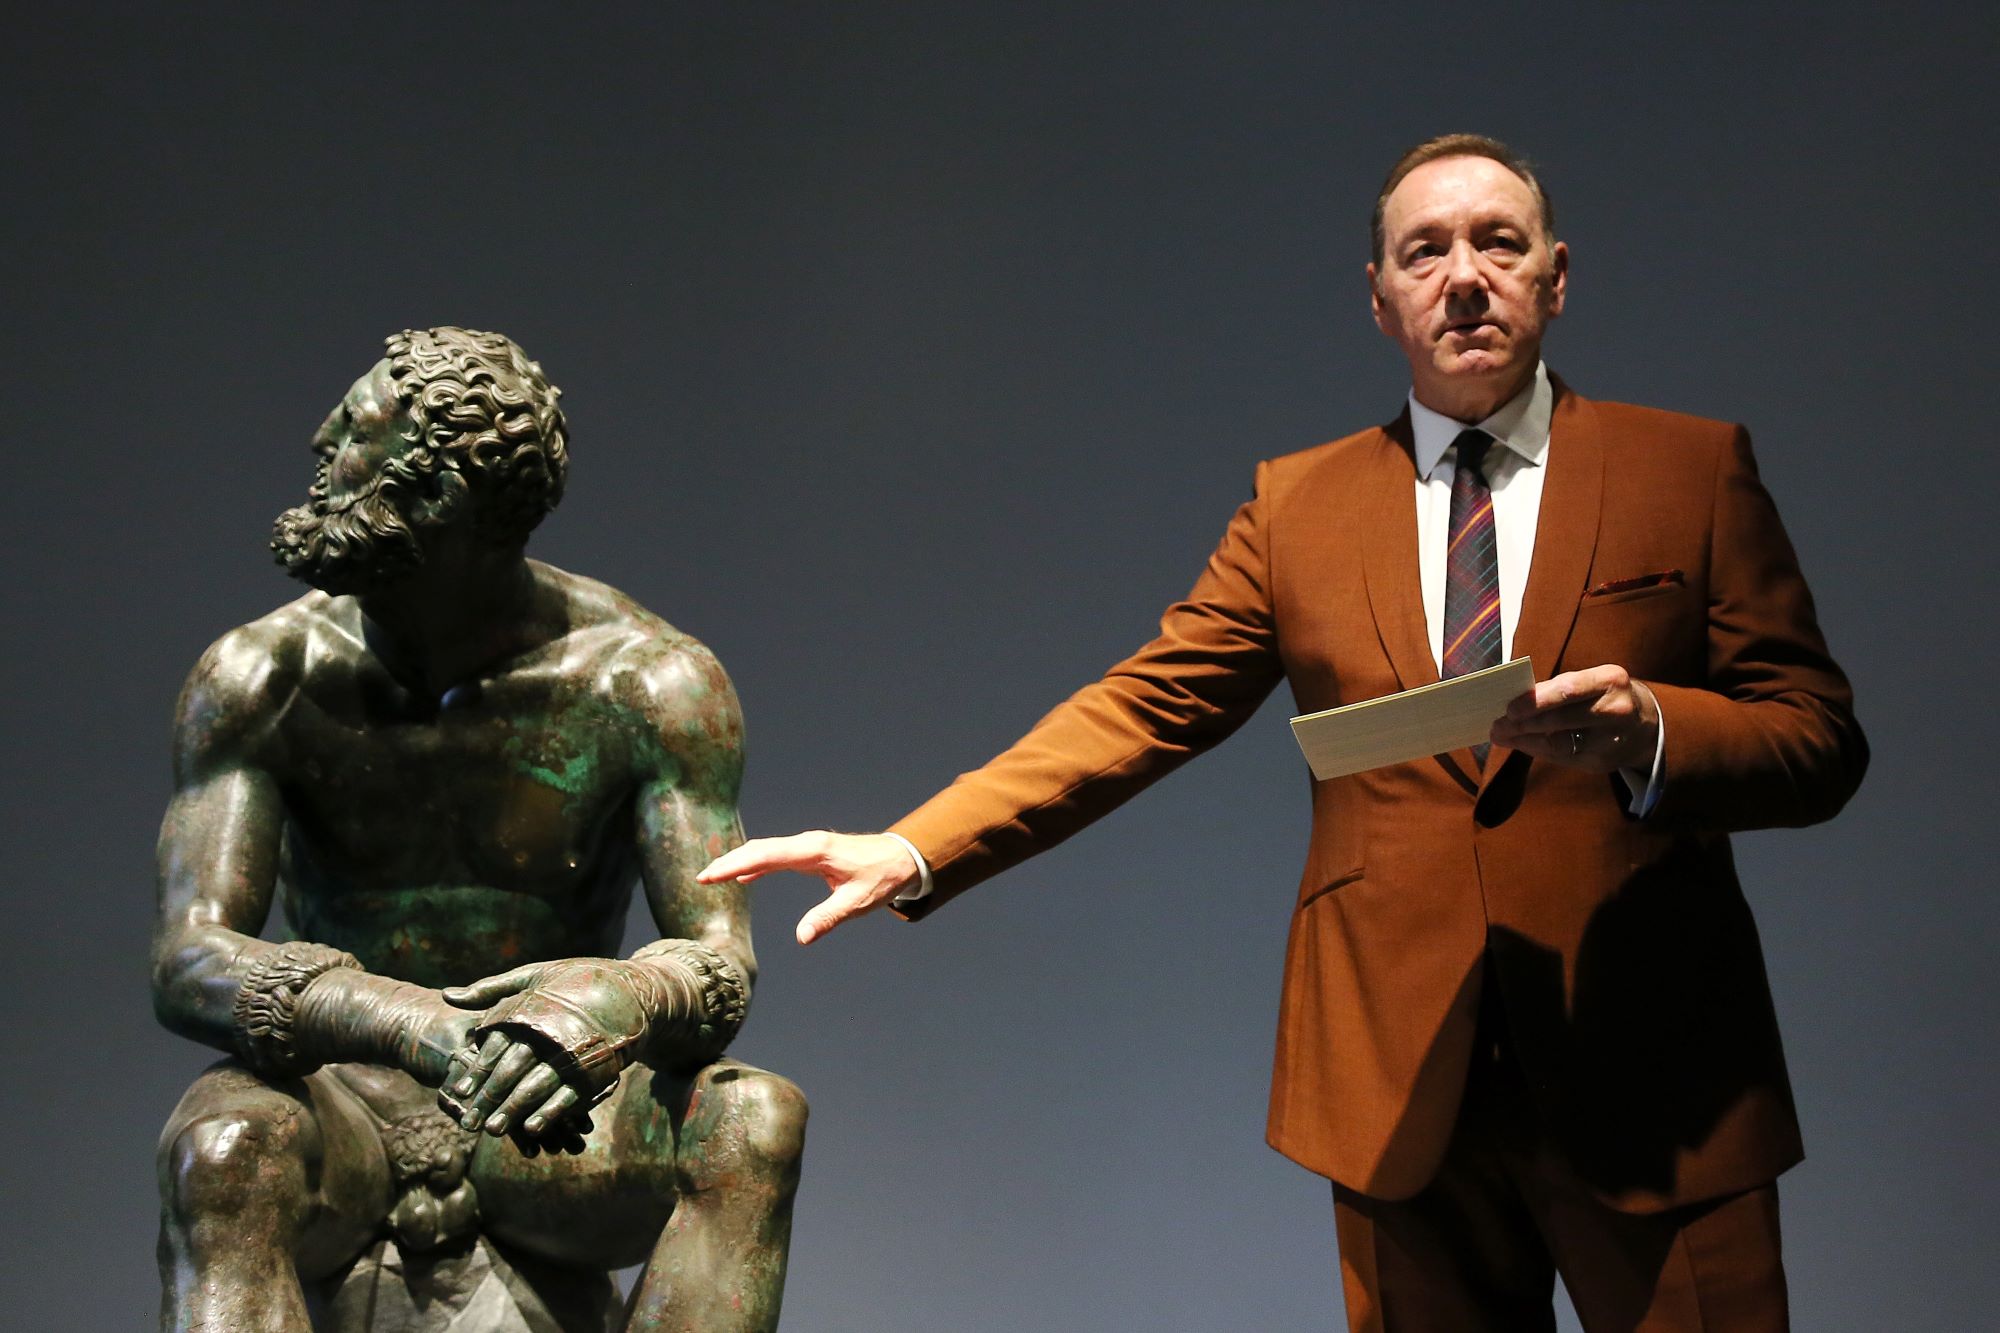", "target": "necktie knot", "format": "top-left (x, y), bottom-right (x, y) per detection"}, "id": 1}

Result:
top-left (1453, 428), bottom-right (1494, 479)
